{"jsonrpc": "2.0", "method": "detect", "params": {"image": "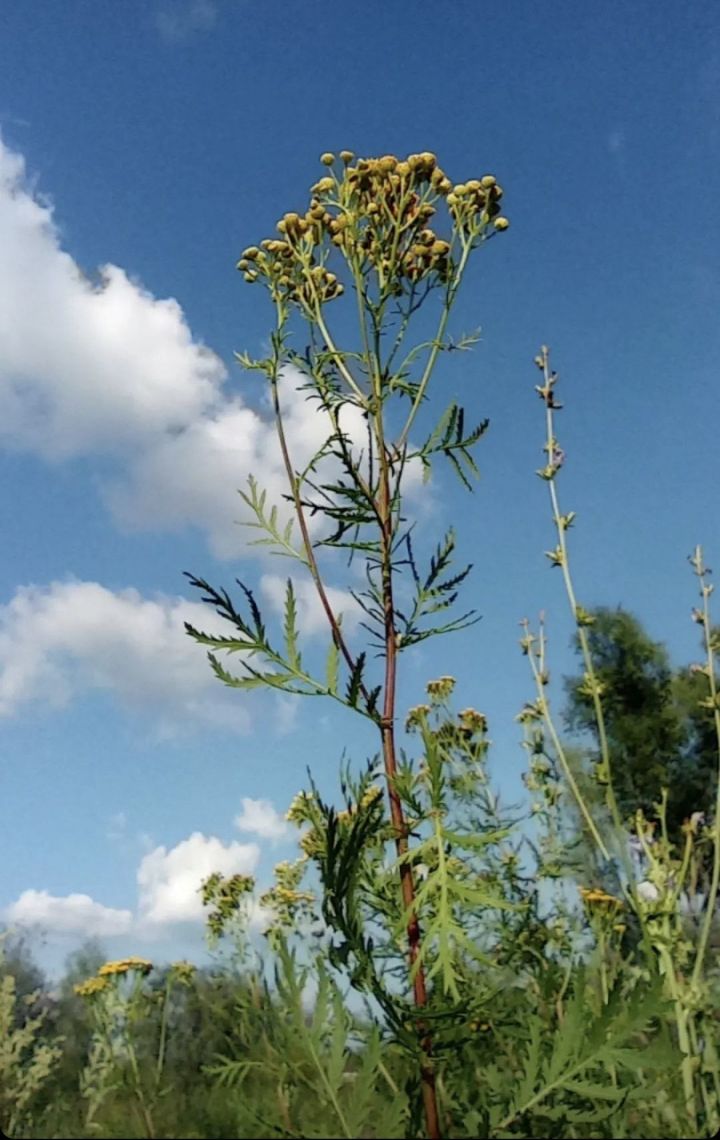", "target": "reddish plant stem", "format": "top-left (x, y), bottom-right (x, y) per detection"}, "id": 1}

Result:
top-left (377, 446), bottom-right (441, 1140)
